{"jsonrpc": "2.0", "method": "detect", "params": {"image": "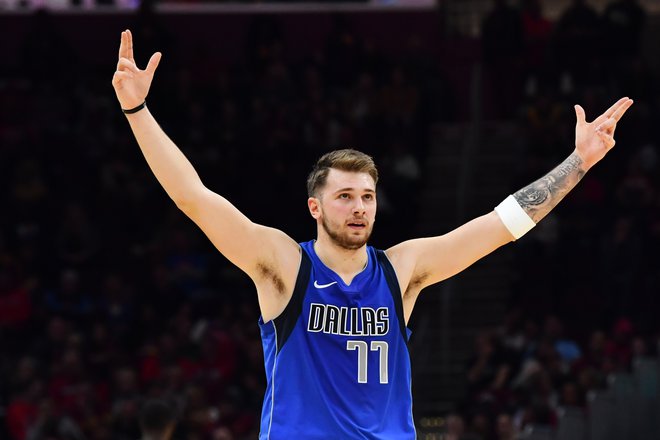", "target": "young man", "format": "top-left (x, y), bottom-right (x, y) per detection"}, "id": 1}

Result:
top-left (112, 30), bottom-right (632, 439)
